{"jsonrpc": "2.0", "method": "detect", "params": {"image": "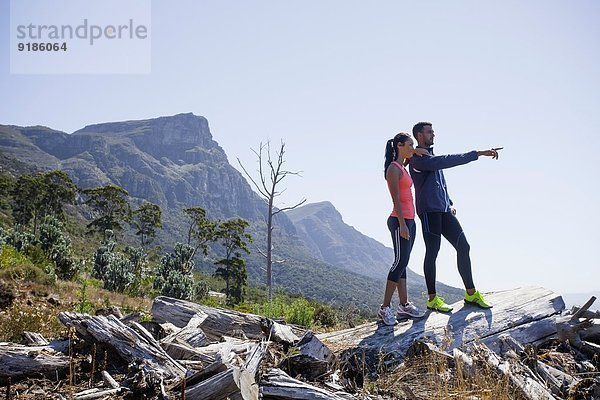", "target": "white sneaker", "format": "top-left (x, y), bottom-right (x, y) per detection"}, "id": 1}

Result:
top-left (378, 305), bottom-right (397, 326)
top-left (397, 302), bottom-right (426, 319)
